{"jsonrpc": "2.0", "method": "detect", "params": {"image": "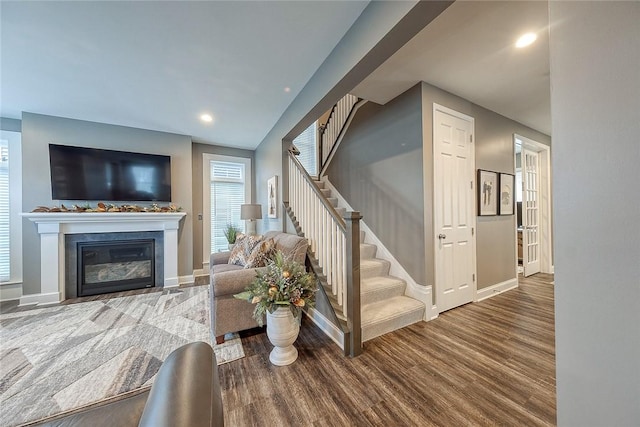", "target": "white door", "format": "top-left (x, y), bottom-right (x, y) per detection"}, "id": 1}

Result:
top-left (434, 106), bottom-right (476, 313)
top-left (522, 148), bottom-right (541, 276)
